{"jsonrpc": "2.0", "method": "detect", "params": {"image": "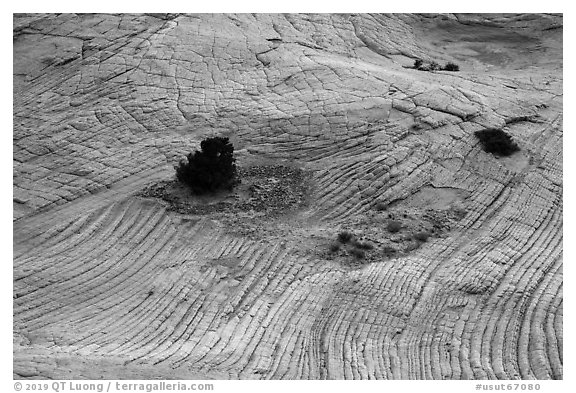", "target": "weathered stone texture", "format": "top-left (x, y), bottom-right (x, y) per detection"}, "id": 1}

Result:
top-left (14, 13), bottom-right (562, 379)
